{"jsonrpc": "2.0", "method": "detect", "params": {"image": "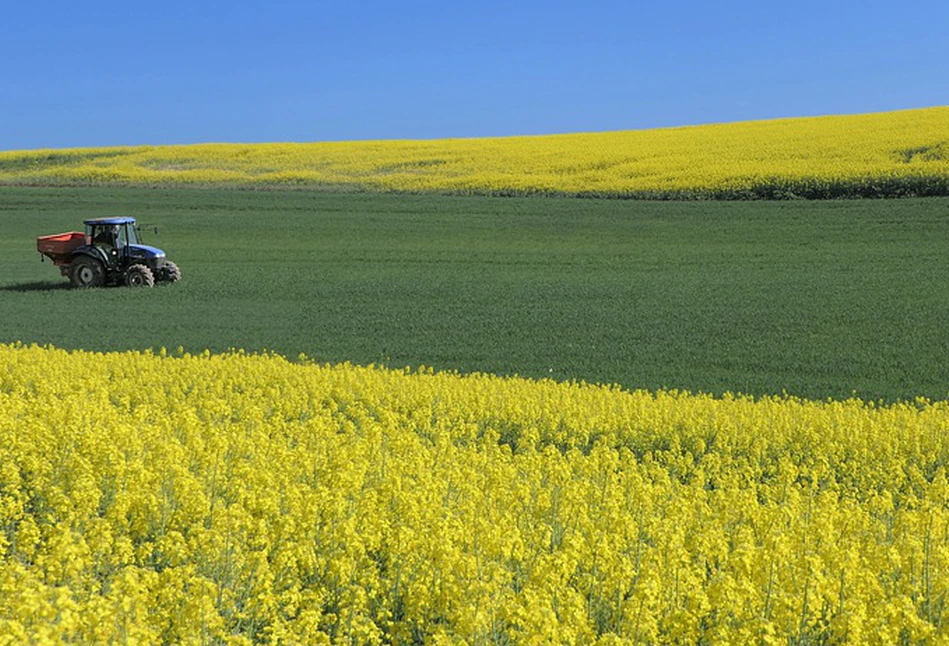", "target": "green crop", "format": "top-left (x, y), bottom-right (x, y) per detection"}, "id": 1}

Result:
top-left (2, 187), bottom-right (947, 402)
